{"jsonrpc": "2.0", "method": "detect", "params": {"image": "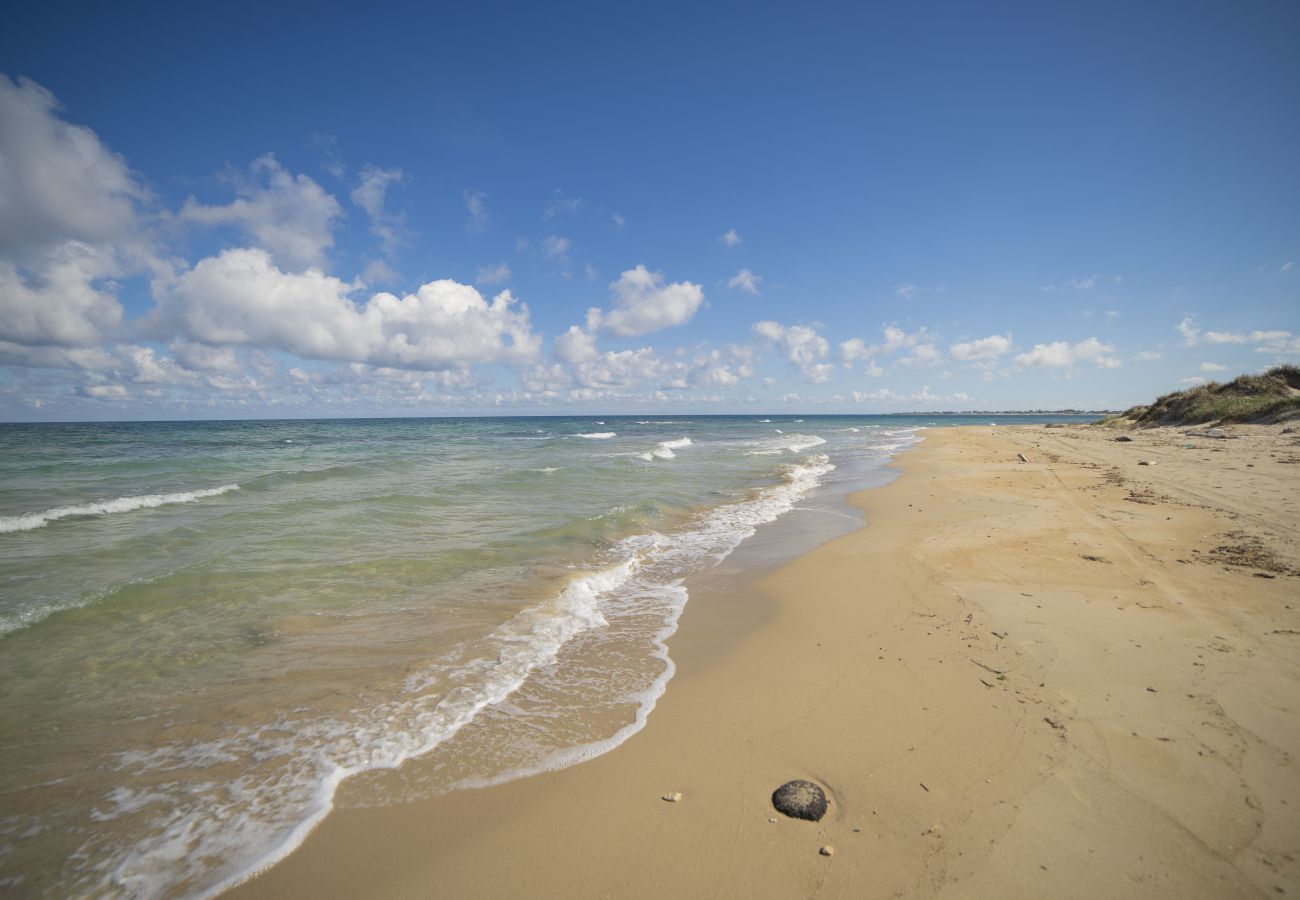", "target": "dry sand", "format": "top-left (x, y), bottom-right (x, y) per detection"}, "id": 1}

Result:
top-left (232, 424), bottom-right (1300, 899)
